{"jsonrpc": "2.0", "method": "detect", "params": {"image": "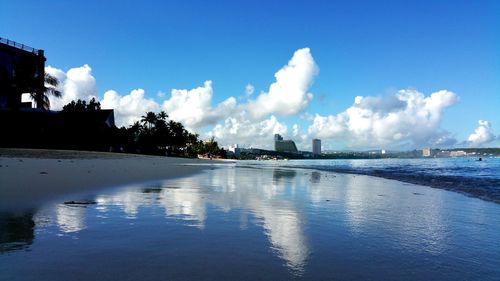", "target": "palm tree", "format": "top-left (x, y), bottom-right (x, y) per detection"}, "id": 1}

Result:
top-left (31, 73), bottom-right (62, 110)
top-left (157, 111), bottom-right (168, 121)
top-left (141, 111), bottom-right (157, 131)
top-left (129, 121), bottom-right (143, 139)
